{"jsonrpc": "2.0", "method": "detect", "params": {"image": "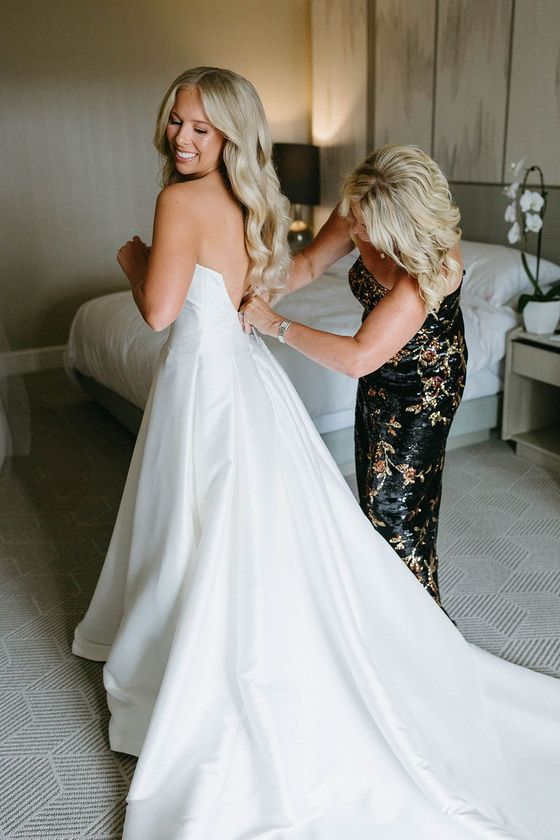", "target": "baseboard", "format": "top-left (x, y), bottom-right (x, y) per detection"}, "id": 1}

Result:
top-left (0, 345), bottom-right (66, 377)
top-left (446, 427), bottom-right (499, 450)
